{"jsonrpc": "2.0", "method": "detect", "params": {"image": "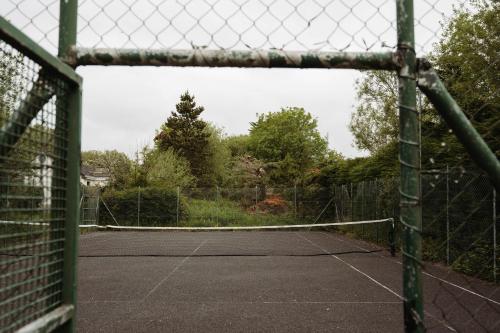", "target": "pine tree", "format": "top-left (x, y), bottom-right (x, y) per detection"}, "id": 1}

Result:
top-left (154, 91), bottom-right (210, 181)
